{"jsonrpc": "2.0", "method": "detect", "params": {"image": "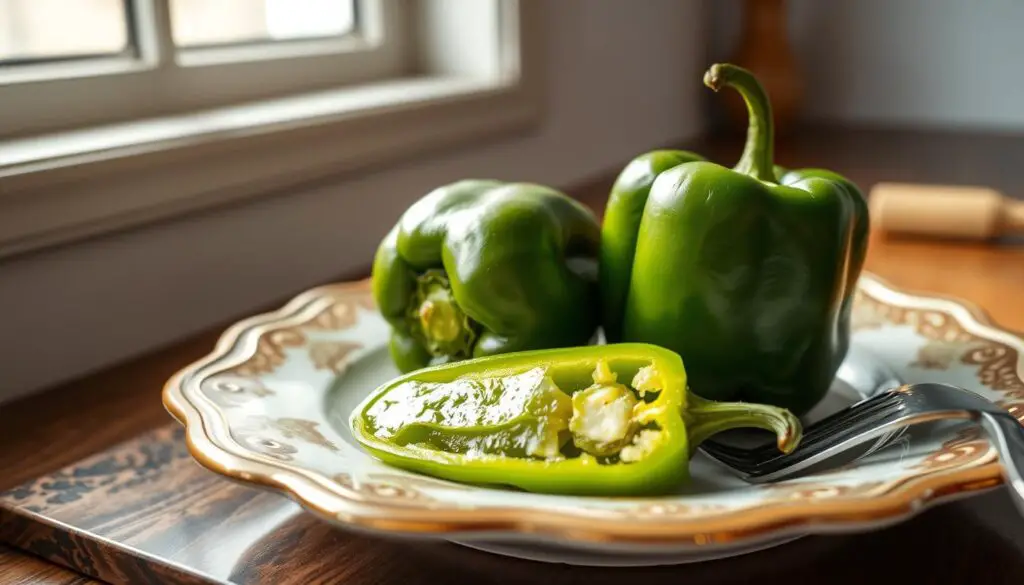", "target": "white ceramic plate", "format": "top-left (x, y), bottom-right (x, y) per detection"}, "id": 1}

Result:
top-left (163, 273), bottom-right (1024, 566)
